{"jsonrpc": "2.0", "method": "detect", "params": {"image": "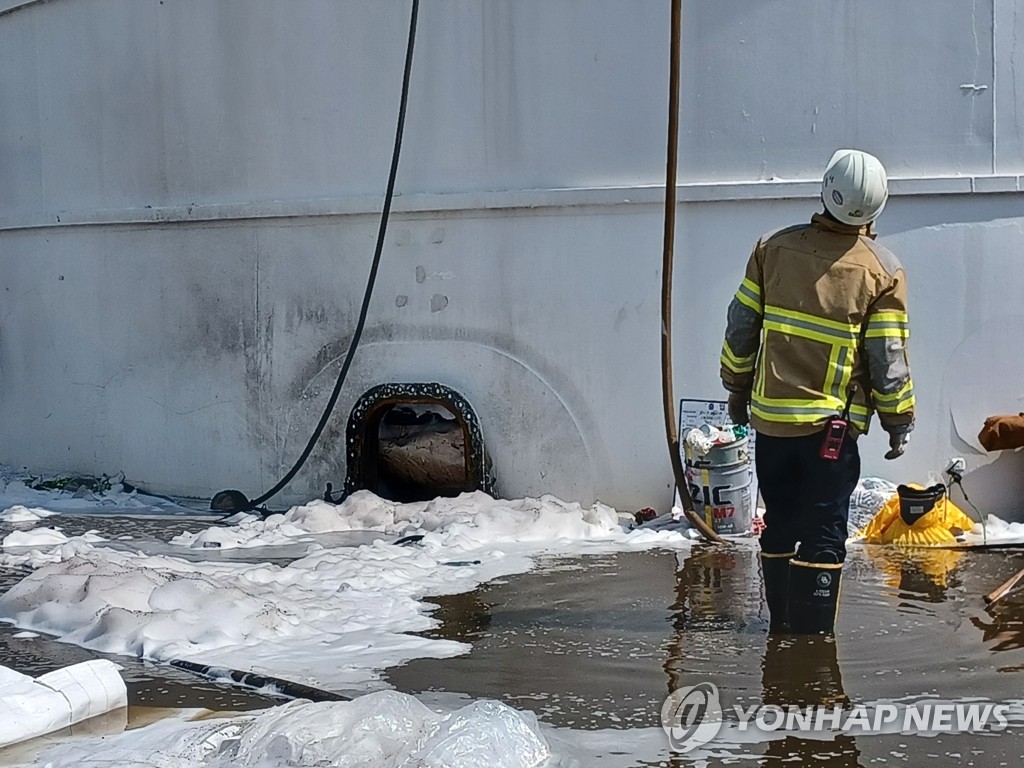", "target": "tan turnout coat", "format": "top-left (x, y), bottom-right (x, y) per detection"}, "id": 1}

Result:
top-left (721, 213), bottom-right (915, 439)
